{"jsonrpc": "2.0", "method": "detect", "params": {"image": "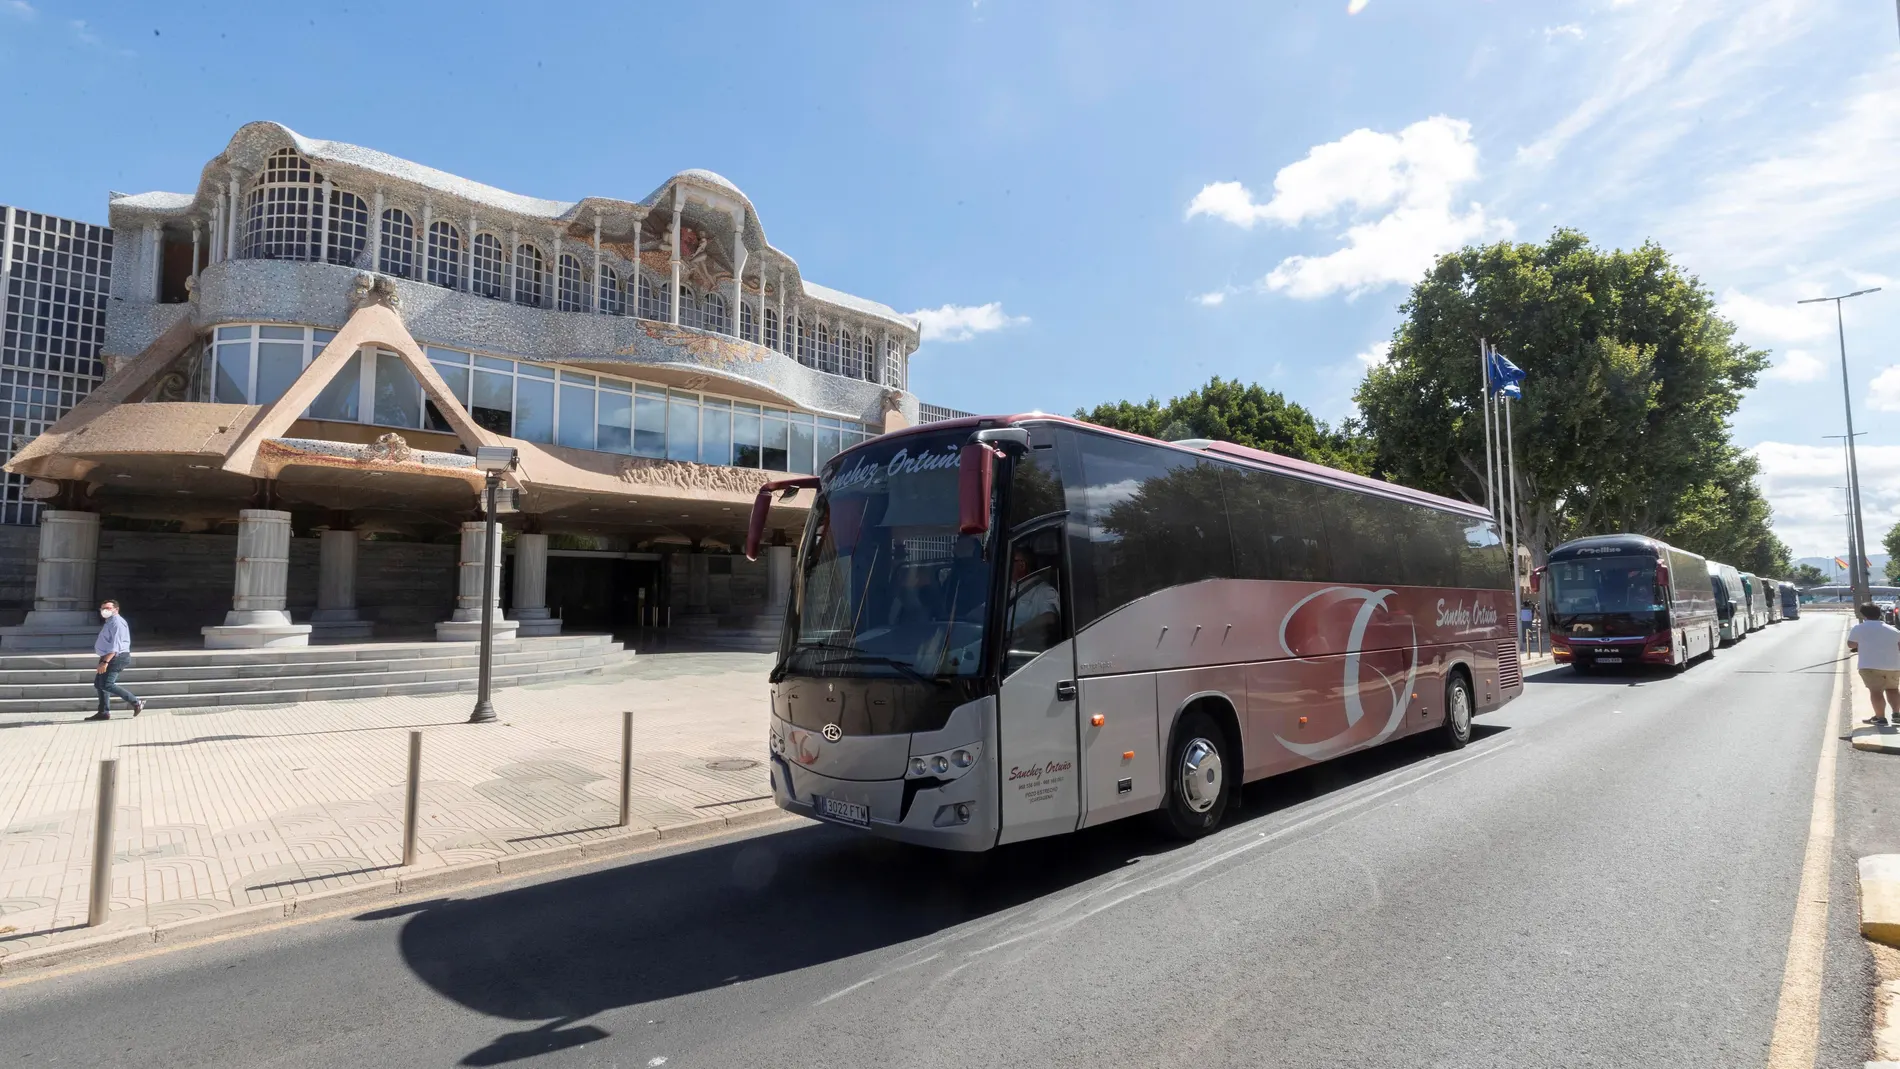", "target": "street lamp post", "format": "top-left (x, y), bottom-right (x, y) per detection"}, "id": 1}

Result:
top-left (1801, 288), bottom-right (1880, 606)
top-left (468, 445), bottom-right (519, 725)
top-left (1824, 434), bottom-right (1866, 594)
